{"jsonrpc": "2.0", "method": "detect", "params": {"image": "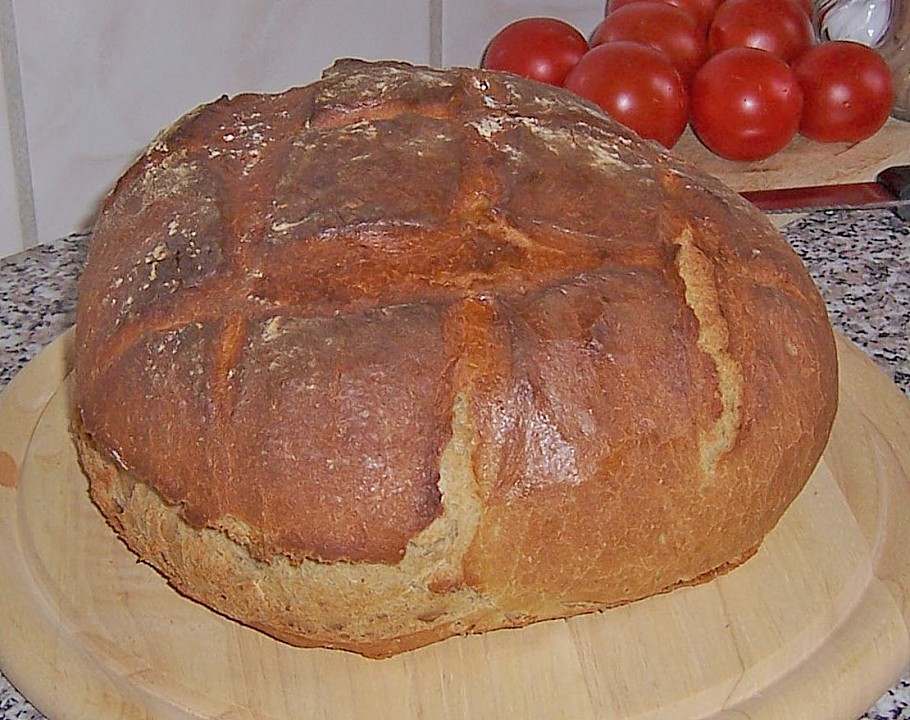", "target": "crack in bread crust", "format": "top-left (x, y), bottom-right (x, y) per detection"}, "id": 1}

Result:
top-left (672, 227), bottom-right (744, 474)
